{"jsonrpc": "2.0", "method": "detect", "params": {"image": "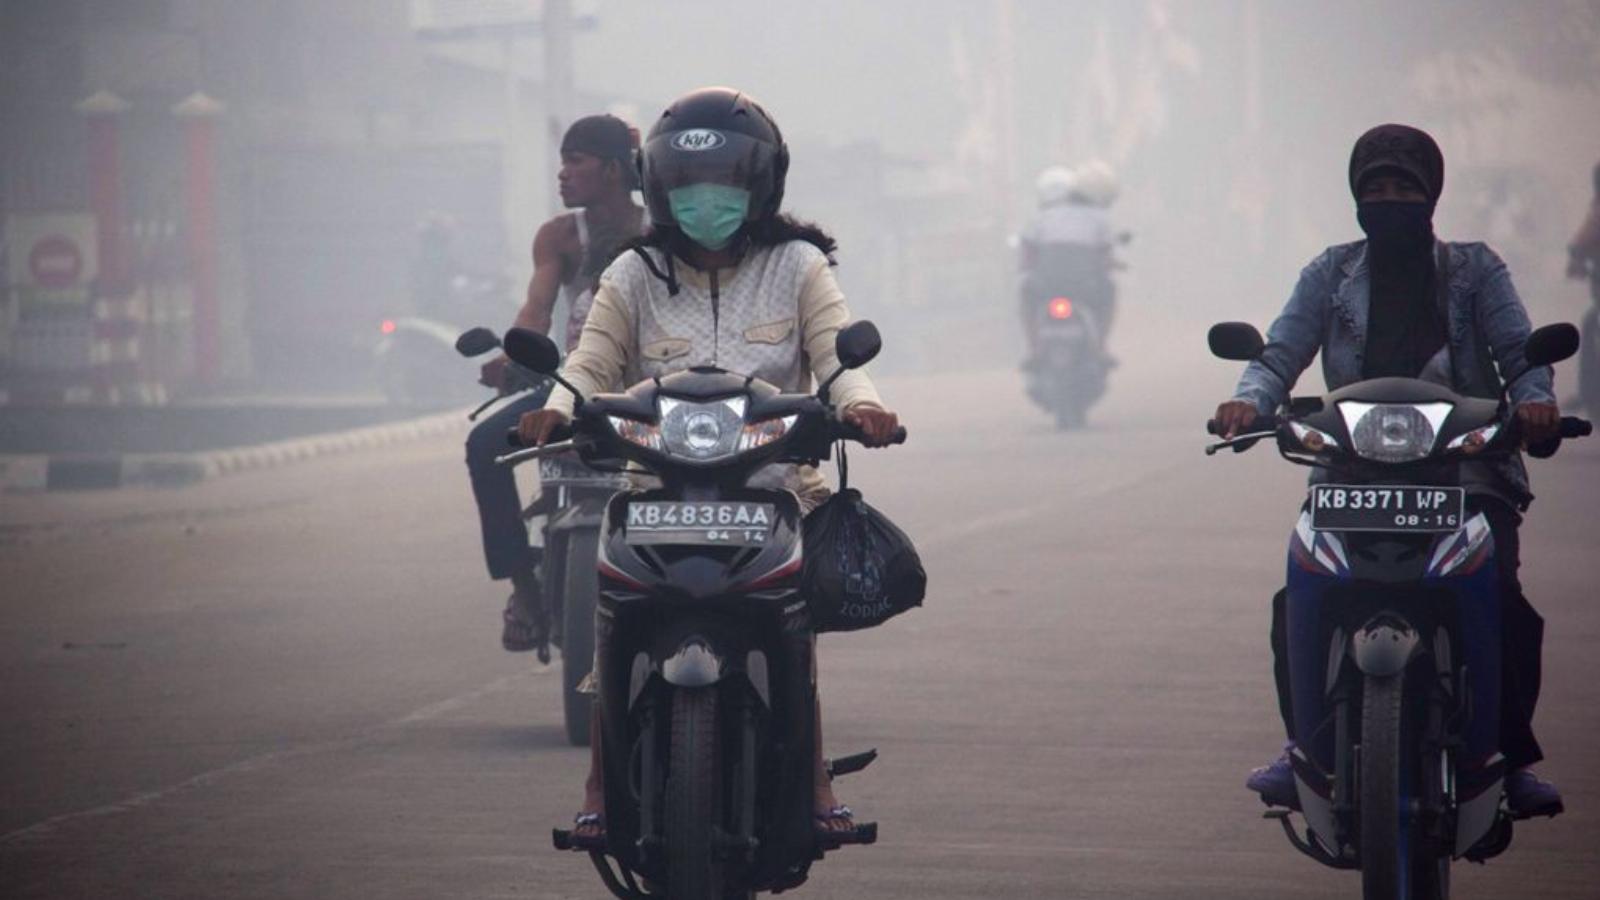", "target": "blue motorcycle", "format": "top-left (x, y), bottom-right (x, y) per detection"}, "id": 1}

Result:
top-left (1206, 321), bottom-right (1589, 900)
